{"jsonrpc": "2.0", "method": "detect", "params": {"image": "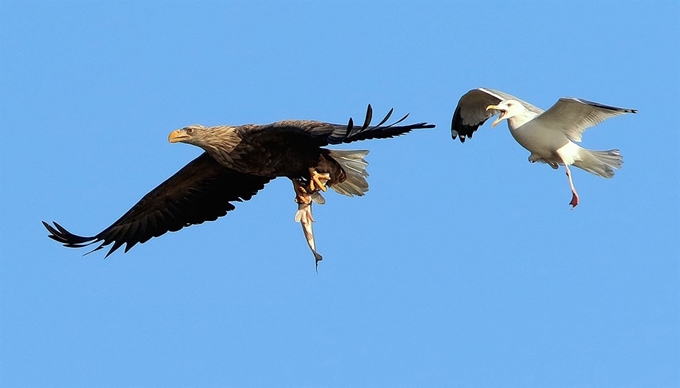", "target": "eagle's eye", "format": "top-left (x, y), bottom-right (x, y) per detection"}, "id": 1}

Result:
top-left (186, 127), bottom-right (194, 135)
